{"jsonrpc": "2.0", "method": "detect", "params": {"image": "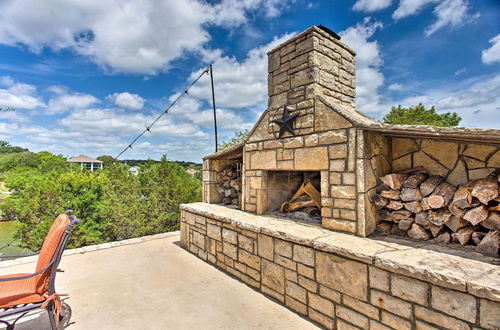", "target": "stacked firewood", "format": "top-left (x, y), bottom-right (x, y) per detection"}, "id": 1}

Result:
top-left (372, 167), bottom-right (500, 257)
top-left (217, 165), bottom-right (241, 206)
